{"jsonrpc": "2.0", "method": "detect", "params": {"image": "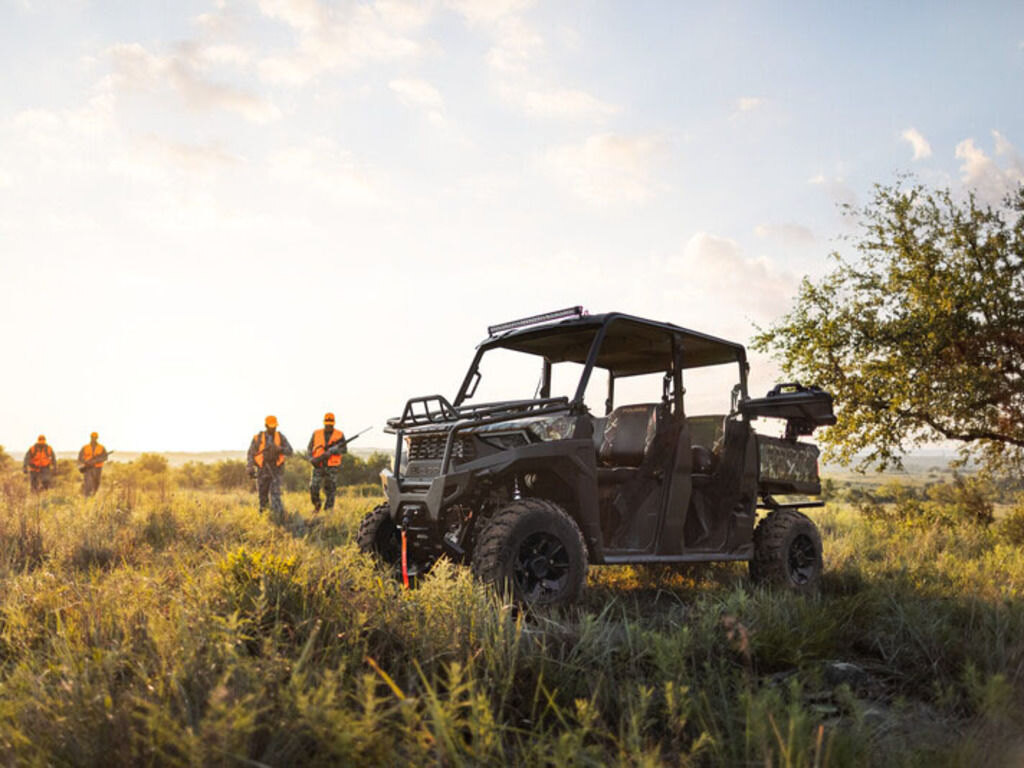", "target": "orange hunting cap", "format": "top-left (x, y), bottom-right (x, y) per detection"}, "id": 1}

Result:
top-left (324, 412), bottom-right (335, 424)
top-left (265, 415), bottom-right (278, 428)
top-left (90, 432), bottom-right (98, 439)
top-left (38, 435), bottom-right (46, 442)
